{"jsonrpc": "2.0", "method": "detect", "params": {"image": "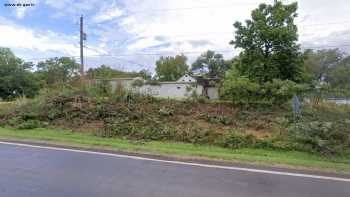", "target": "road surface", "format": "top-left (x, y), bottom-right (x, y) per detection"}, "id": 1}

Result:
top-left (0, 142), bottom-right (349, 197)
